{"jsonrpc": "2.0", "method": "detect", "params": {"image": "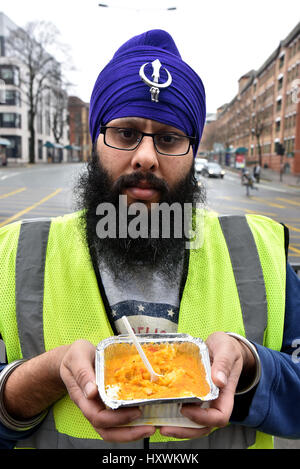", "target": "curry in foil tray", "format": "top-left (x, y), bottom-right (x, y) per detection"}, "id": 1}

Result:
top-left (104, 341), bottom-right (211, 401)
